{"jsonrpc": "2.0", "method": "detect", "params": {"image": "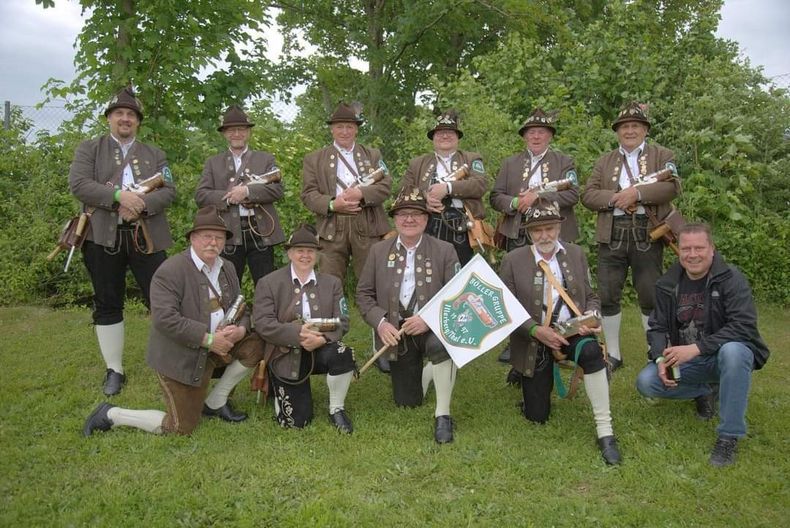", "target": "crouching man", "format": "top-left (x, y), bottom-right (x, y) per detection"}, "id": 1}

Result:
top-left (356, 188), bottom-right (461, 443)
top-left (636, 223), bottom-right (770, 466)
top-left (500, 198), bottom-right (621, 465)
top-left (84, 206), bottom-right (263, 436)
top-left (253, 225), bottom-right (356, 433)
